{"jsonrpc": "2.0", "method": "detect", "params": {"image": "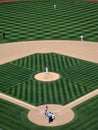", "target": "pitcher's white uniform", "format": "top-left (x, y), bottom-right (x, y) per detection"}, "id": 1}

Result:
top-left (45, 67), bottom-right (48, 74)
top-left (80, 35), bottom-right (84, 41)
